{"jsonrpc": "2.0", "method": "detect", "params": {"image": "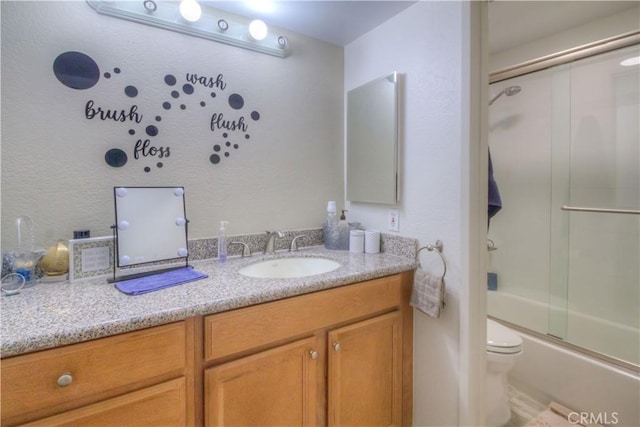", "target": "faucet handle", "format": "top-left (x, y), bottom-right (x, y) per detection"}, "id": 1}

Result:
top-left (230, 241), bottom-right (251, 257)
top-left (289, 234), bottom-right (309, 252)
